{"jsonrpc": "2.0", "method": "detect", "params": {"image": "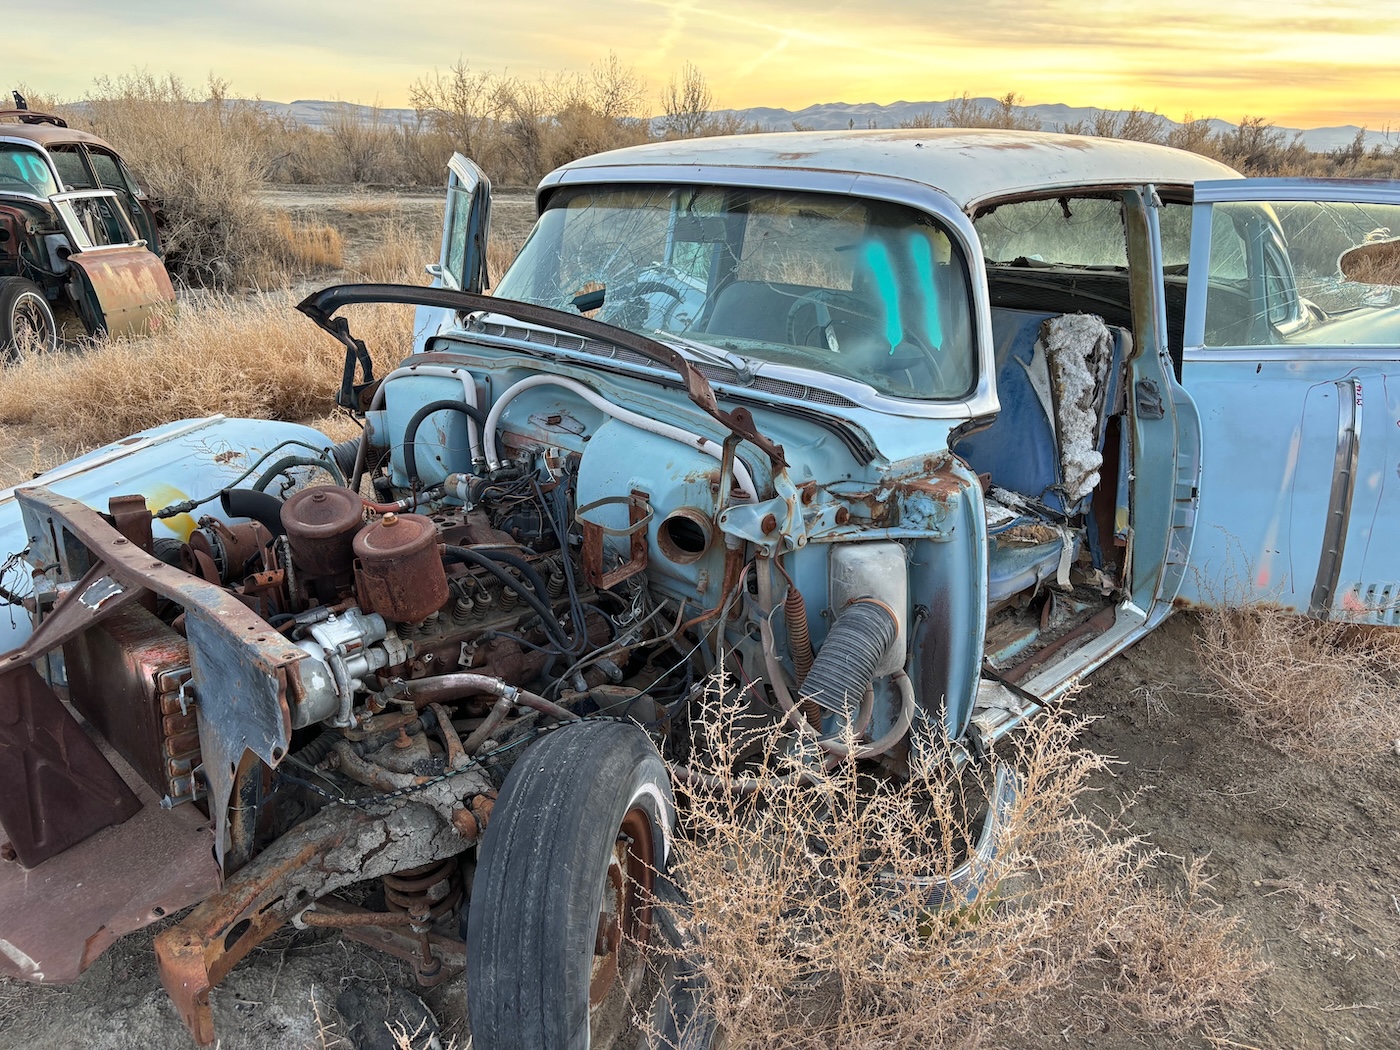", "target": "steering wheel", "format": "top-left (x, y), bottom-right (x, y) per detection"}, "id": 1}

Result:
top-left (0, 175), bottom-right (37, 193)
top-left (783, 289), bottom-right (884, 351)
